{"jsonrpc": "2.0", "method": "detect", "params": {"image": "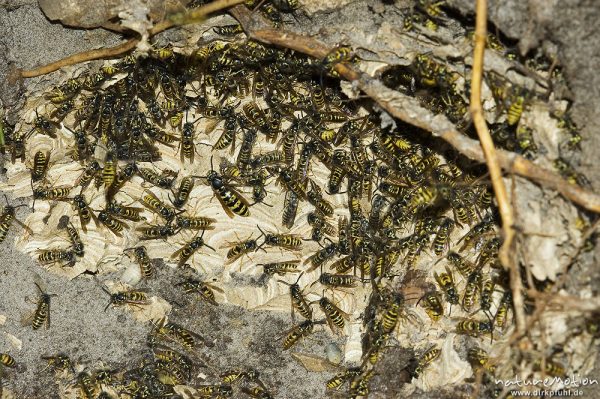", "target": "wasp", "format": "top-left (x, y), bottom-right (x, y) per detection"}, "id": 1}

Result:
top-left (0, 353), bottom-right (16, 368)
top-left (348, 369), bottom-right (376, 397)
top-left (317, 295), bottom-right (350, 334)
top-left (66, 127), bottom-right (93, 162)
top-left (243, 102), bottom-right (268, 132)
top-left (38, 249), bottom-right (76, 268)
top-left (307, 211), bottom-right (336, 240)
top-left (463, 270), bottom-right (482, 312)
top-left (136, 224), bottom-right (179, 240)
top-left (103, 287), bottom-right (150, 312)
top-left (152, 344), bottom-right (193, 376)
top-left (283, 319), bottom-right (316, 350)
top-left (72, 195), bottom-right (96, 232)
top-left (97, 211), bottom-right (128, 237)
top-left (75, 161), bottom-right (102, 190)
top-left (495, 290), bottom-right (512, 329)
top-left (41, 354), bottom-right (73, 373)
top-left (221, 368), bottom-right (262, 386)
top-left (329, 255), bottom-right (357, 274)
top-left (106, 201), bottom-right (143, 222)
top-left (278, 273), bottom-right (313, 322)
top-left (172, 215), bottom-right (215, 233)
top-left (180, 119), bottom-right (198, 163)
top-left (321, 45), bottom-right (353, 76)
top-left (251, 150), bottom-right (285, 169)
top-left (154, 319), bottom-right (205, 350)
top-left (327, 150), bottom-right (348, 195)
top-left (554, 157), bottom-right (590, 187)
top-left (154, 359), bottom-right (189, 385)
top-left (479, 278), bottom-right (495, 318)
top-left (326, 367), bottom-right (362, 390)
top-left (413, 346), bottom-right (441, 378)
top-left (306, 242), bottom-right (339, 272)
top-left (432, 217), bottom-right (455, 256)
top-left (141, 190), bottom-right (178, 222)
top-left (176, 278), bottom-right (223, 305)
top-left (203, 158), bottom-right (251, 218)
top-left (282, 190), bottom-right (299, 229)
top-left (237, 129), bottom-right (258, 168)
top-left (213, 23), bottom-right (244, 36)
top-left (455, 318), bottom-right (493, 339)
top-left (49, 99), bottom-right (75, 122)
top-left (193, 384), bottom-right (233, 397)
top-left (0, 197), bottom-right (32, 244)
top-left (273, 167), bottom-right (308, 200)
top-left (32, 112), bottom-right (60, 138)
top-left (33, 186), bottom-right (72, 204)
top-left (380, 292), bottom-right (405, 334)
top-left (28, 283), bottom-right (55, 330)
top-left (101, 150), bottom-right (117, 190)
top-left (31, 151), bottom-right (50, 183)
top-left (125, 246), bottom-right (154, 279)
top-left (137, 167), bottom-right (177, 189)
top-left (445, 251), bottom-right (475, 276)
top-left (224, 234), bottom-right (261, 264)
top-left (434, 266), bottom-right (459, 309)
top-left (214, 114), bottom-right (239, 153)
top-left (76, 371), bottom-right (100, 399)
top-left (241, 386), bottom-right (273, 399)
top-left (515, 125), bottom-right (538, 158)
top-left (306, 180), bottom-right (334, 216)
top-left (146, 124), bottom-right (179, 147)
top-left (258, 260), bottom-right (301, 277)
top-left (468, 347), bottom-right (496, 374)
top-left (256, 225), bottom-right (302, 251)
top-left (458, 216), bottom-right (495, 251)
top-left (506, 95), bottom-right (525, 126)
top-left (65, 222), bottom-right (84, 257)
top-left (319, 273), bottom-right (359, 288)
top-left (281, 129), bottom-right (298, 165)
top-left (172, 233), bottom-right (216, 267)
top-left (533, 358), bottom-right (566, 377)
top-left (420, 291), bottom-right (444, 321)
top-left (171, 176), bottom-right (195, 208)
